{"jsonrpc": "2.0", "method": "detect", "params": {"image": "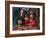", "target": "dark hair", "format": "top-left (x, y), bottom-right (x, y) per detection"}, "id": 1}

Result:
top-left (28, 8), bottom-right (34, 14)
top-left (28, 8), bottom-right (36, 18)
top-left (29, 13), bottom-right (36, 18)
